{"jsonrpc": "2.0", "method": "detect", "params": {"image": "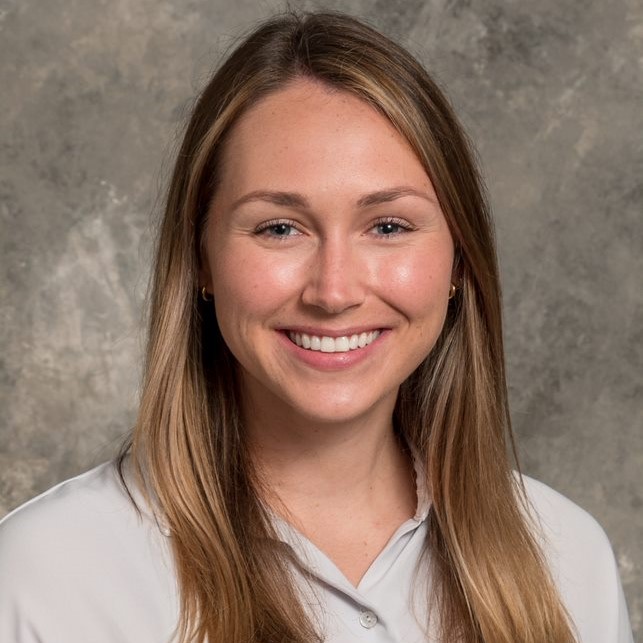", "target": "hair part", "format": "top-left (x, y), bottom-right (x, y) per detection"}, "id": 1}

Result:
top-left (120, 9), bottom-right (578, 642)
